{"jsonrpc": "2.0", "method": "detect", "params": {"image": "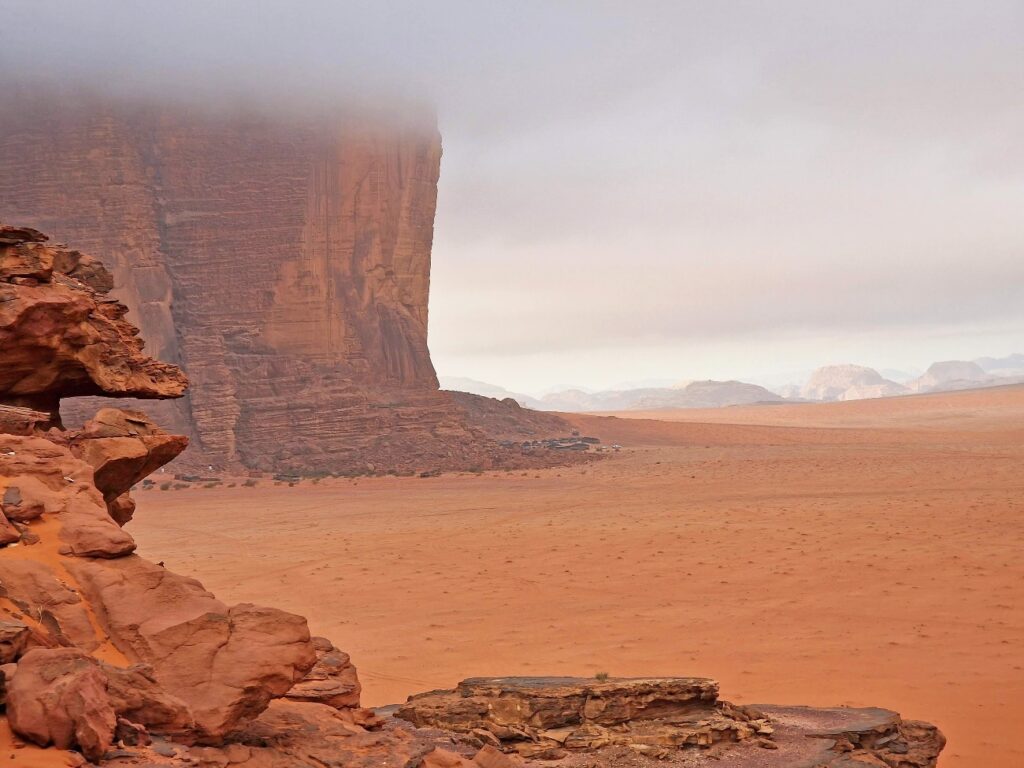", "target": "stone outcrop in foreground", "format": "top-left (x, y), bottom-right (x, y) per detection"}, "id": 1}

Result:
top-left (398, 677), bottom-right (946, 767)
top-left (0, 224), bottom-right (944, 767)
